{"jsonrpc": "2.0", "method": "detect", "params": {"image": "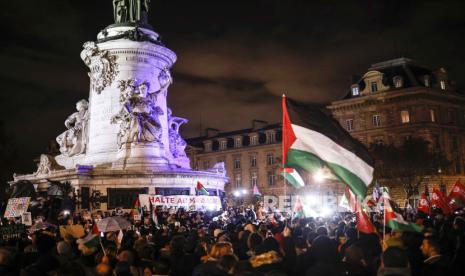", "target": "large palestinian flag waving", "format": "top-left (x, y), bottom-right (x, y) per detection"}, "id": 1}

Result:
top-left (281, 95), bottom-right (374, 198)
